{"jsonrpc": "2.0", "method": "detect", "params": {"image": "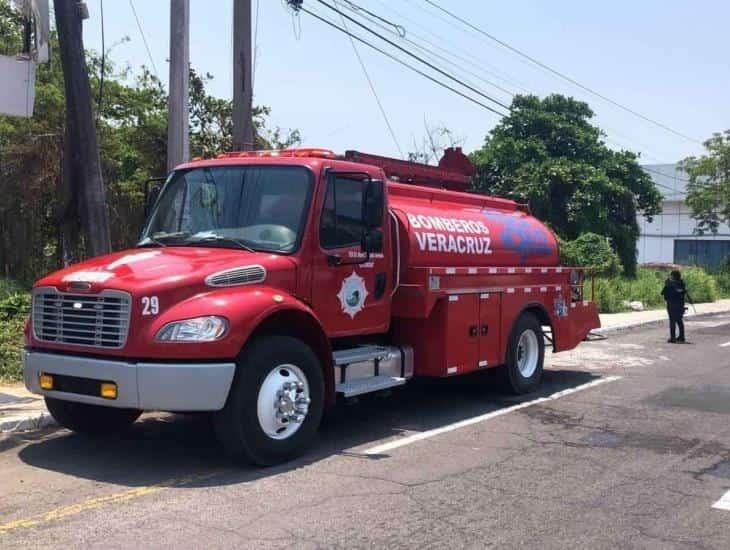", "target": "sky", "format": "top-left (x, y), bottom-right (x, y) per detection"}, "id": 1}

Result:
top-left (80, 0), bottom-right (730, 164)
